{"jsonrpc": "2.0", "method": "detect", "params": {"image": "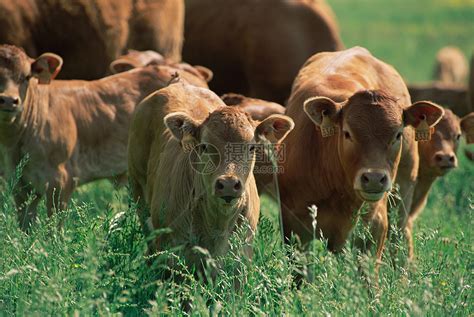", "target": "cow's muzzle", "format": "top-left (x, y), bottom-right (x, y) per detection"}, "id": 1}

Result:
top-left (214, 176), bottom-right (243, 203)
top-left (433, 152), bottom-right (457, 174)
top-left (0, 94), bottom-right (21, 113)
top-left (354, 168), bottom-right (391, 202)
